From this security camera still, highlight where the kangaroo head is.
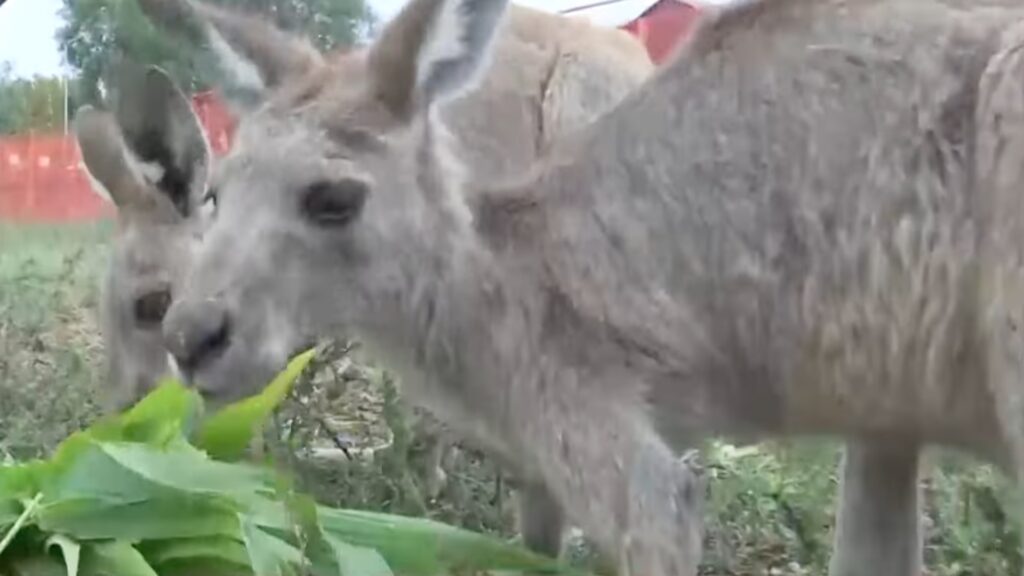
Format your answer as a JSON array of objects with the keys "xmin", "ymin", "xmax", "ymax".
[
  {"xmin": 74, "ymin": 64, "xmax": 212, "ymax": 408},
  {"xmin": 143, "ymin": 0, "xmax": 511, "ymax": 403}
]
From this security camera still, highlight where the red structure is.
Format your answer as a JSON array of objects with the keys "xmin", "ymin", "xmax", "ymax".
[
  {"xmin": 0, "ymin": 0, "xmax": 699, "ymax": 223},
  {"xmin": 619, "ymin": 0, "xmax": 701, "ymax": 63},
  {"xmin": 190, "ymin": 90, "xmax": 236, "ymax": 157}
]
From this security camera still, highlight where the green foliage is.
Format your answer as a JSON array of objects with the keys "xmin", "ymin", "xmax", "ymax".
[
  {"xmin": 57, "ymin": 0, "xmax": 206, "ymax": 105},
  {"xmin": 0, "ymin": 223, "xmax": 109, "ymax": 462},
  {"xmin": 0, "ymin": 68, "xmax": 73, "ymax": 135},
  {"xmin": 196, "ymin": 348, "xmax": 318, "ymax": 461},
  {"xmin": 56, "ymin": 0, "xmax": 375, "ymax": 106},
  {"xmin": 0, "ymin": 368, "xmax": 577, "ymax": 576},
  {"xmin": 209, "ymin": 0, "xmax": 376, "ymax": 51}
]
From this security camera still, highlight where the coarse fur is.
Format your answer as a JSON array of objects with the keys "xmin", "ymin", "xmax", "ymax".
[
  {"xmin": 98, "ymin": 0, "xmax": 657, "ymax": 560},
  {"xmin": 147, "ymin": 0, "xmax": 1024, "ymax": 573},
  {"xmin": 130, "ymin": 1, "xmax": 954, "ymax": 573}
]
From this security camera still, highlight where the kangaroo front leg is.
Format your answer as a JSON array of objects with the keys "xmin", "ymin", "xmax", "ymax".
[
  {"xmin": 828, "ymin": 440, "xmax": 922, "ymax": 576},
  {"xmin": 419, "ymin": 435, "xmax": 451, "ymax": 500},
  {"xmin": 527, "ymin": 396, "xmax": 706, "ymax": 576},
  {"xmin": 514, "ymin": 480, "xmax": 566, "ymax": 558}
]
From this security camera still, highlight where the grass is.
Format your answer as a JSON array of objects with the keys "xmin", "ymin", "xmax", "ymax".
[
  {"xmin": 0, "ymin": 221, "xmax": 110, "ymax": 460},
  {"xmin": 0, "ymin": 220, "xmax": 1021, "ymax": 575}
]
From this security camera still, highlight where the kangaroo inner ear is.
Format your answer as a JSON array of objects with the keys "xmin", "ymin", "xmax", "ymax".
[
  {"xmin": 112, "ymin": 64, "xmax": 212, "ymax": 219},
  {"xmin": 366, "ymin": 0, "xmax": 511, "ymax": 120}
]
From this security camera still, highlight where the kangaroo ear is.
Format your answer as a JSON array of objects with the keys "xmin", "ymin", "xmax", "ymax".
[
  {"xmin": 74, "ymin": 105, "xmax": 150, "ymax": 212},
  {"xmin": 365, "ymin": 0, "xmax": 511, "ymax": 121},
  {"xmin": 136, "ymin": 0, "xmax": 324, "ymax": 95},
  {"xmin": 110, "ymin": 63, "xmax": 211, "ymax": 219}
]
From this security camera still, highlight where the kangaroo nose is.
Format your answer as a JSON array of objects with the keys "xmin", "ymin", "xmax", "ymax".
[{"xmin": 163, "ymin": 298, "xmax": 232, "ymax": 377}]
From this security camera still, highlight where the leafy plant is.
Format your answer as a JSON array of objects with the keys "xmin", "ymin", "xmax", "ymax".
[{"xmin": 0, "ymin": 350, "xmax": 578, "ymax": 576}]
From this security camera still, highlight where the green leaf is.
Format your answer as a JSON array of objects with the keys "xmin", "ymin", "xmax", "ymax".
[
  {"xmin": 239, "ymin": 517, "xmax": 303, "ymax": 576},
  {"xmin": 80, "ymin": 540, "xmax": 158, "ymax": 576},
  {"xmin": 46, "ymin": 534, "xmax": 82, "ymax": 576},
  {"xmin": 139, "ymin": 536, "xmax": 251, "ymax": 568},
  {"xmin": 38, "ymin": 496, "xmax": 242, "ymax": 541},
  {"xmin": 0, "ymin": 493, "xmax": 42, "ymax": 558},
  {"xmin": 3, "ymin": 554, "xmax": 69, "ymax": 576},
  {"xmin": 113, "ymin": 379, "xmax": 203, "ymax": 445},
  {"xmin": 317, "ymin": 507, "xmax": 573, "ymax": 575},
  {"xmin": 322, "ymin": 532, "xmax": 393, "ymax": 576},
  {"xmin": 44, "ymin": 443, "xmax": 167, "ymax": 504},
  {"xmin": 145, "ymin": 558, "xmax": 254, "ymax": 576},
  {"xmin": 197, "ymin": 349, "xmax": 317, "ymax": 461},
  {"xmin": 96, "ymin": 441, "xmax": 271, "ymax": 498},
  {"xmin": 0, "ymin": 498, "xmax": 20, "ymax": 529},
  {"xmin": 0, "ymin": 461, "xmax": 49, "ymax": 502},
  {"xmin": 41, "ymin": 381, "xmax": 199, "ymax": 489}
]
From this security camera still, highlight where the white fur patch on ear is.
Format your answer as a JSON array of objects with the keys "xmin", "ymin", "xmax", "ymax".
[
  {"xmin": 206, "ymin": 24, "xmax": 266, "ymax": 93},
  {"xmin": 137, "ymin": 159, "xmax": 167, "ymax": 188},
  {"xmin": 415, "ymin": 0, "xmax": 507, "ymax": 105},
  {"xmin": 121, "ymin": 144, "xmax": 167, "ymax": 191}
]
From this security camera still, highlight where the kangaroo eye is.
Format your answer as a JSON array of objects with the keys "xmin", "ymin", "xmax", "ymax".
[
  {"xmin": 134, "ymin": 289, "xmax": 172, "ymax": 326},
  {"xmin": 301, "ymin": 179, "xmax": 368, "ymax": 227}
]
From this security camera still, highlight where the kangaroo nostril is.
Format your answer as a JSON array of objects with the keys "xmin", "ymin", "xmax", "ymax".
[{"xmin": 188, "ymin": 314, "xmax": 230, "ymax": 371}]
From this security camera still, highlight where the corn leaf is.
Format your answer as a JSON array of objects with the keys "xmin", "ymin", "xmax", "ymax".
[
  {"xmin": 96, "ymin": 441, "xmax": 271, "ymax": 498},
  {"xmin": 80, "ymin": 541, "xmax": 158, "ymax": 576},
  {"xmin": 318, "ymin": 507, "xmax": 573, "ymax": 575},
  {"xmin": 0, "ymin": 356, "xmax": 587, "ymax": 576},
  {"xmin": 0, "ymin": 499, "xmax": 20, "ymax": 529},
  {"xmin": 4, "ymin": 554, "xmax": 68, "ymax": 576},
  {"xmin": 45, "ymin": 534, "xmax": 81, "ymax": 576},
  {"xmin": 322, "ymin": 532, "xmax": 393, "ymax": 576},
  {"xmin": 38, "ymin": 496, "xmax": 242, "ymax": 541},
  {"xmin": 239, "ymin": 517, "xmax": 303, "ymax": 576},
  {"xmin": 196, "ymin": 349, "xmax": 317, "ymax": 462},
  {"xmin": 138, "ymin": 536, "xmax": 251, "ymax": 569}
]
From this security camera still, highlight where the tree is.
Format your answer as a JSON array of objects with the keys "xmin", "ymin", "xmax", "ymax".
[
  {"xmin": 0, "ymin": 68, "xmax": 74, "ymax": 135},
  {"xmin": 56, "ymin": 0, "xmax": 375, "ymax": 106},
  {"xmin": 0, "ymin": 63, "xmax": 24, "ymax": 134},
  {"xmin": 212, "ymin": 0, "xmax": 377, "ymax": 50}
]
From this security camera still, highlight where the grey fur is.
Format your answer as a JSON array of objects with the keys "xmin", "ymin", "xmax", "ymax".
[
  {"xmin": 92, "ymin": 0, "xmax": 660, "ymax": 561},
  {"xmin": 156, "ymin": 0, "xmax": 1024, "ymax": 573}
]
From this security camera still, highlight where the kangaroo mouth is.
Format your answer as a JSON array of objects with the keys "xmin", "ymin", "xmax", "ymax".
[{"xmin": 290, "ymin": 336, "xmax": 323, "ymax": 359}]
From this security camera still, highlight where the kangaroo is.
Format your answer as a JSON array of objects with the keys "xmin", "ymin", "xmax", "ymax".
[
  {"xmin": 87, "ymin": 0, "xmax": 662, "ymax": 560},
  {"xmin": 156, "ymin": 0, "xmax": 1024, "ymax": 573},
  {"xmin": 73, "ymin": 63, "xmax": 213, "ymax": 413},
  {"xmin": 131, "ymin": 1, "xmax": 975, "ymax": 573},
  {"xmin": 143, "ymin": 0, "xmax": 1024, "ymax": 573}
]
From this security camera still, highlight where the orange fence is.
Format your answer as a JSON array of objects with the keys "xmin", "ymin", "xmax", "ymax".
[
  {"xmin": 0, "ymin": 133, "xmax": 111, "ymax": 222},
  {"xmin": 0, "ymin": 91, "xmax": 236, "ymax": 223}
]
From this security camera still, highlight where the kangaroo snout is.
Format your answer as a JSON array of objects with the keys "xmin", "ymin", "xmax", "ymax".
[{"xmin": 163, "ymin": 297, "xmax": 232, "ymax": 380}]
